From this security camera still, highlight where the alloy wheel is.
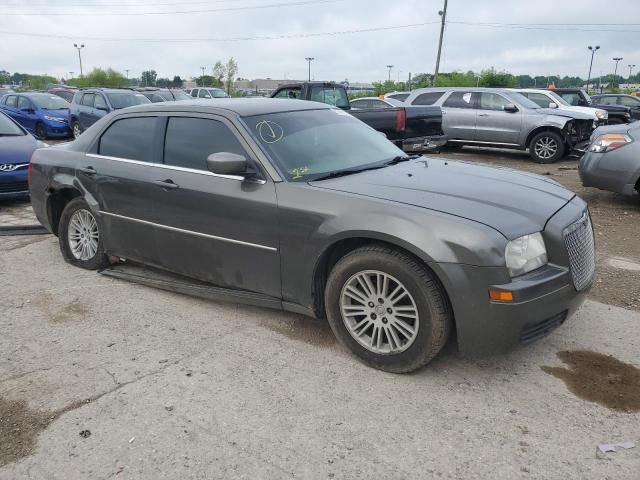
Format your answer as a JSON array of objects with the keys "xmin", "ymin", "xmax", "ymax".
[
  {"xmin": 340, "ymin": 270, "xmax": 420, "ymax": 354},
  {"xmin": 67, "ymin": 209, "xmax": 99, "ymax": 261},
  {"xmin": 73, "ymin": 123, "xmax": 81, "ymax": 139},
  {"xmin": 534, "ymin": 136, "xmax": 558, "ymax": 160}
]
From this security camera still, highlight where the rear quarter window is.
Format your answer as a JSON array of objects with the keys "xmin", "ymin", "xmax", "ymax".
[
  {"xmin": 412, "ymin": 91, "xmax": 445, "ymax": 105},
  {"xmin": 99, "ymin": 117, "xmax": 159, "ymax": 162}
]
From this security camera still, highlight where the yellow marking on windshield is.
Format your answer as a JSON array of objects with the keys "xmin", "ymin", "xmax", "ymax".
[
  {"xmin": 290, "ymin": 166, "xmax": 310, "ymax": 179},
  {"xmin": 256, "ymin": 120, "xmax": 284, "ymax": 144}
]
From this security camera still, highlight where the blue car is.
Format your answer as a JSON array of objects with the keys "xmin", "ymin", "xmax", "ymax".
[
  {"xmin": 0, "ymin": 92, "xmax": 71, "ymax": 139},
  {"xmin": 69, "ymin": 88, "xmax": 150, "ymax": 138},
  {"xmin": 0, "ymin": 111, "xmax": 45, "ymax": 198}
]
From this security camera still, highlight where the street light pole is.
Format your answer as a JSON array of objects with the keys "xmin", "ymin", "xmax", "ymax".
[
  {"xmin": 125, "ymin": 69, "xmax": 129, "ymax": 80},
  {"xmin": 612, "ymin": 57, "xmax": 623, "ymax": 83},
  {"xmin": 386, "ymin": 65, "xmax": 394, "ymax": 82},
  {"xmin": 629, "ymin": 64, "xmax": 636, "ymax": 82},
  {"xmin": 305, "ymin": 57, "xmax": 314, "ymax": 81},
  {"xmin": 433, "ymin": 0, "xmax": 448, "ymax": 87},
  {"xmin": 73, "ymin": 43, "xmax": 85, "ymax": 77},
  {"xmin": 200, "ymin": 66, "xmax": 206, "ymax": 86},
  {"xmin": 586, "ymin": 45, "xmax": 600, "ymax": 93}
]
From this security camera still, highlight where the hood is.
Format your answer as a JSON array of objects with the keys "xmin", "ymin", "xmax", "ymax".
[
  {"xmin": 595, "ymin": 103, "xmax": 631, "ymax": 113},
  {"xmin": 535, "ymin": 108, "xmax": 594, "ymax": 121},
  {"xmin": 310, "ymin": 158, "xmax": 575, "ymax": 239},
  {"xmin": 0, "ymin": 133, "xmax": 38, "ymax": 164}
]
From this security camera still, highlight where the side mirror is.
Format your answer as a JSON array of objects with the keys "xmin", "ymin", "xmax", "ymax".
[
  {"xmin": 203, "ymin": 94, "xmax": 211, "ymax": 99},
  {"xmin": 503, "ymin": 103, "xmax": 518, "ymax": 113},
  {"xmin": 549, "ymin": 102, "xmax": 558, "ymax": 109},
  {"xmin": 578, "ymin": 99, "xmax": 588, "ymax": 106},
  {"xmin": 206, "ymin": 152, "xmax": 248, "ymax": 176},
  {"xmin": 21, "ymin": 107, "xmax": 33, "ymax": 113},
  {"xmin": 95, "ymin": 105, "xmax": 108, "ymax": 111}
]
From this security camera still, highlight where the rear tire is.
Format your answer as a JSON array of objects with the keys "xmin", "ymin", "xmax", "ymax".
[
  {"xmin": 58, "ymin": 198, "xmax": 109, "ymax": 270},
  {"xmin": 529, "ymin": 131, "xmax": 565, "ymax": 163},
  {"xmin": 324, "ymin": 244, "xmax": 452, "ymax": 373}
]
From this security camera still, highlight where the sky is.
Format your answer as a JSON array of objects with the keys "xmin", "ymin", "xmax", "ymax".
[{"xmin": 1, "ymin": 0, "xmax": 639, "ymax": 83}]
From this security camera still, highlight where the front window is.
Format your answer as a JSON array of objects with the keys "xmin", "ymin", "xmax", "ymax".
[
  {"xmin": 30, "ymin": 94, "xmax": 69, "ymax": 110},
  {"xmin": 309, "ymin": 86, "xmax": 349, "ymax": 108},
  {"xmin": 106, "ymin": 92, "xmax": 151, "ymax": 109},
  {"xmin": 618, "ymin": 96, "xmax": 640, "ymax": 106},
  {"xmin": 478, "ymin": 93, "xmax": 512, "ymax": 111},
  {"xmin": 243, "ymin": 109, "xmax": 404, "ymax": 182},
  {"xmin": 547, "ymin": 91, "xmax": 571, "ymax": 107},
  {"xmin": 0, "ymin": 112, "xmax": 24, "ymax": 136},
  {"xmin": 171, "ymin": 90, "xmax": 191, "ymax": 101},
  {"xmin": 504, "ymin": 92, "xmax": 540, "ymax": 109},
  {"xmin": 208, "ymin": 89, "xmax": 228, "ymax": 98}
]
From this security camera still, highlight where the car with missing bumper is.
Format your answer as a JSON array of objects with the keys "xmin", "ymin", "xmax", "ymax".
[
  {"xmin": 403, "ymin": 87, "xmax": 595, "ymax": 163},
  {"xmin": 29, "ymin": 99, "xmax": 595, "ymax": 373}
]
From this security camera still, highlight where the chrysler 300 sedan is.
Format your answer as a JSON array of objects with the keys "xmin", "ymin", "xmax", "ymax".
[{"xmin": 29, "ymin": 99, "xmax": 595, "ymax": 373}]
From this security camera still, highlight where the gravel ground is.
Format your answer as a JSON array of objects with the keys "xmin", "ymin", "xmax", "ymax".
[{"xmin": 1, "ymin": 147, "xmax": 639, "ymax": 479}]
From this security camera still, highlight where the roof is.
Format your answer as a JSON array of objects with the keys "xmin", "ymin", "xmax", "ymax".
[
  {"xmin": 409, "ymin": 86, "xmax": 523, "ymax": 94},
  {"xmin": 121, "ymin": 98, "xmax": 333, "ymax": 117}
]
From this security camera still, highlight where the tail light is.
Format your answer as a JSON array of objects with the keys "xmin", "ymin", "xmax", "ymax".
[
  {"xmin": 395, "ymin": 109, "xmax": 406, "ymax": 132},
  {"xmin": 27, "ymin": 161, "xmax": 33, "ymax": 185}
]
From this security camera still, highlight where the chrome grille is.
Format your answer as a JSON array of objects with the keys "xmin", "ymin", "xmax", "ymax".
[{"xmin": 563, "ymin": 211, "xmax": 595, "ymax": 291}]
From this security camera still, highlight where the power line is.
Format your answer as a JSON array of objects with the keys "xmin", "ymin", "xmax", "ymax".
[
  {"xmin": 0, "ymin": 21, "xmax": 439, "ymax": 43},
  {"xmin": 0, "ymin": 0, "xmax": 342, "ymax": 16},
  {"xmin": 448, "ymin": 21, "xmax": 640, "ymax": 33},
  {"xmin": 0, "ymin": 0, "xmax": 250, "ymax": 5}
]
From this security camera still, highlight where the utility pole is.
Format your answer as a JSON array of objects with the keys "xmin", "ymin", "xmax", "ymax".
[
  {"xmin": 629, "ymin": 64, "xmax": 636, "ymax": 82},
  {"xmin": 305, "ymin": 57, "xmax": 314, "ymax": 81},
  {"xmin": 125, "ymin": 69, "xmax": 129, "ymax": 80},
  {"xmin": 612, "ymin": 57, "xmax": 623, "ymax": 83},
  {"xmin": 408, "ymin": 72, "xmax": 412, "ymax": 91},
  {"xmin": 200, "ymin": 66, "xmax": 206, "ymax": 86},
  {"xmin": 73, "ymin": 43, "xmax": 85, "ymax": 77},
  {"xmin": 386, "ymin": 65, "xmax": 393, "ymax": 82},
  {"xmin": 433, "ymin": 0, "xmax": 448, "ymax": 87},
  {"xmin": 586, "ymin": 45, "xmax": 600, "ymax": 92}
]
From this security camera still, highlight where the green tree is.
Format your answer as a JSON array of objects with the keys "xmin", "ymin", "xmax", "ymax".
[
  {"xmin": 67, "ymin": 68, "xmax": 127, "ymax": 88},
  {"xmin": 0, "ymin": 70, "xmax": 10, "ymax": 85},
  {"xmin": 172, "ymin": 75, "xmax": 183, "ymax": 88},
  {"xmin": 212, "ymin": 61, "xmax": 225, "ymax": 87},
  {"xmin": 140, "ymin": 70, "xmax": 157, "ymax": 87},
  {"xmin": 478, "ymin": 68, "xmax": 517, "ymax": 87},
  {"xmin": 224, "ymin": 57, "xmax": 238, "ymax": 95}
]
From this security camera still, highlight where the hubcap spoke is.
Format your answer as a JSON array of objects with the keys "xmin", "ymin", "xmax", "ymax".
[
  {"xmin": 340, "ymin": 270, "xmax": 419, "ymax": 355},
  {"xmin": 67, "ymin": 208, "xmax": 99, "ymax": 261}
]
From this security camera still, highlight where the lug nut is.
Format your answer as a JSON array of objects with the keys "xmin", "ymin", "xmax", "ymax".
[
  {"xmin": 386, "ymin": 308, "xmax": 392, "ymax": 314},
  {"xmin": 371, "ymin": 313, "xmax": 377, "ymax": 320},
  {"xmin": 368, "ymin": 302, "xmax": 375, "ymax": 308},
  {"xmin": 382, "ymin": 317, "xmax": 388, "ymax": 324}
]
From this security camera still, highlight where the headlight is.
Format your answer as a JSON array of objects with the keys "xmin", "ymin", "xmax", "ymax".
[
  {"xmin": 505, "ymin": 232, "xmax": 547, "ymax": 277},
  {"xmin": 588, "ymin": 133, "xmax": 632, "ymax": 153},
  {"xmin": 595, "ymin": 110, "xmax": 608, "ymax": 120},
  {"xmin": 44, "ymin": 115, "xmax": 65, "ymax": 122}
]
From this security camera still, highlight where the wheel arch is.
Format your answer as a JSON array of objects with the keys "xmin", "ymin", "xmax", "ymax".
[
  {"xmin": 311, "ymin": 236, "xmax": 455, "ymax": 328},
  {"xmin": 525, "ymin": 125, "xmax": 565, "ymax": 149},
  {"xmin": 47, "ymin": 186, "xmax": 83, "ymax": 236}
]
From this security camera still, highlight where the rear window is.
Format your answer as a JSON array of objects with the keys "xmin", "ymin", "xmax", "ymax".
[
  {"xmin": 99, "ymin": 117, "xmax": 158, "ymax": 162},
  {"xmin": 412, "ymin": 91, "xmax": 445, "ymax": 105},
  {"xmin": 52, "ymin": 91, "xmax": 74, "ymax": 102},
  {"xmin": 106, "ymin": 92, "xmax": 151, "ymax": 109},
  {"xmin": 309, "ymin": 86, "xmax": 349, "ymax": 108},
  {"xmin": 4, "ymin": 95, "xmax": 17, "ymax": 108},
  {"xmin": 387, "ymin": 93, "xmax": 409, "ymax": 101},
  {"xmin": 442, "ymin": 92, "xmax": 473, "ymax": 108}
]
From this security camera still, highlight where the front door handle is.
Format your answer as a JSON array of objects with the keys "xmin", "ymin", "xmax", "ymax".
[
  {"xmin": 154, "ymin": 179, "xmax": 179, "ymax": 190},
  {"xmin": 478, "ymin": 113, "xmax": 489, "ymax": 117},
  {"xmin": 79, "ymin": 166, "xmax": 97, "ymax": 175}
]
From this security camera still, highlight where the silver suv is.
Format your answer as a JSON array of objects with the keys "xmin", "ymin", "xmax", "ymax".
[{"xmin": 403, "ymin": 87, "xmax": 595, "ymax": 163}]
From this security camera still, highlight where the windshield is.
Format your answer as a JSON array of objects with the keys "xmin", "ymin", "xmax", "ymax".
[
  {"xmin": 243, "ymin": 109, "xmax": 405, "ymax": 182},
  {"xmin": 31, "ymin": 94, "xmax": 69, "ymax": 110},
  {"xmin": 505, "ymin": 92, "xmax": 542, "ymax": 109},
  {"xmin": 0, "ymin": 112, "xmax": 24, "ymax": 135},
  {"xmin": 106, "ymin": 92, "xmax": 151, "ymax": 109},
  {"xmin": 209, "ymin": 89, "xmax": 228, "ymax": 98},
  {"xmin": 309, "ymin": 86, "xmax": 350, "ymax": 108},
  {"xmin": 547, "ymin": 91, "xmax": 571, "ymax": 106},
  {"xmin": 171, "ymin": 90, "xmax": 191, "ymax": 100}
]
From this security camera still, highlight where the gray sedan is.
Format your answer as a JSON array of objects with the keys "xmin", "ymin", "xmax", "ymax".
[
  {"xmin": 579, "ymin": 121, "xmax": 640, "ymax": 196},
  {"xmin": 29, "ymin": 99, "xmax": 595, "ymax": 373}
]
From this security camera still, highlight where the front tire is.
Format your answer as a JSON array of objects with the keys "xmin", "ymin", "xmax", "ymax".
[
  {"xmin": 325, "ymin": 244, "xmax": 452, "ymax": 373},
  {"xmin": 35, "ymin": 122, "xmax": 48, "ymax": 140},
  {"xmin": 58, "ymin": 198, "xmax": 109, "ymax": 270},
  {"xmin": 529, "ymin": 131, "xmax": 565, "ymax": 163},
  {"xmin": 71, "ymin": 120, "xmax": 82, "ymax": 139}
]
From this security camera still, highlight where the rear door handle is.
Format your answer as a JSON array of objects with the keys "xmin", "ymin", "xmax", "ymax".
[
  {"xmin": 79, "ymin": 166, "xmax": 97, "ymax": 175},
  {"xmin": 478, "ymin": 113, "xmax": 489, "ymax": 117},
  {"xmin": 154, "ymin": 179, "xmax": 179, "ymax": 190}
]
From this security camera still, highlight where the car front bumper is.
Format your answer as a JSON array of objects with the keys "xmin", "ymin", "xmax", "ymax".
[
  {"xmin": 44, "ymin": 121, "xmax": 72, "ymax": 138},
  {"xmin": 402, "ymin": 134, "xmax": 448, "ymax": 152},
  {"xmin": 435, "ymin": 196, "xmax": 593, "ymax": 356},
  {"xmin": 0, "ymin": 168, "xmax": 29, "ymax": 198},
  {"xmin": 579, "ymin": 149, "xmax": 639, "ymax": 196}
]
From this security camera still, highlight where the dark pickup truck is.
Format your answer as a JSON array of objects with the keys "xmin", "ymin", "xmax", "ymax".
[
  {"xmin": 270, "ymin": 82, "xmax": 446, "ymax": 152},
  {"xmin": 552, "ymin": 88, "xmax": 633, "ymax": 124}
]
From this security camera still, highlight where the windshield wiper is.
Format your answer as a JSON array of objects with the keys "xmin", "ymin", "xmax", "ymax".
[
  {"xmin": 385, "ymin": 154, "xmax": 421, "ymax": 165},
  {"xmin": 312, "ymin": 165, "xmax": 387, "ymax": 181}
]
